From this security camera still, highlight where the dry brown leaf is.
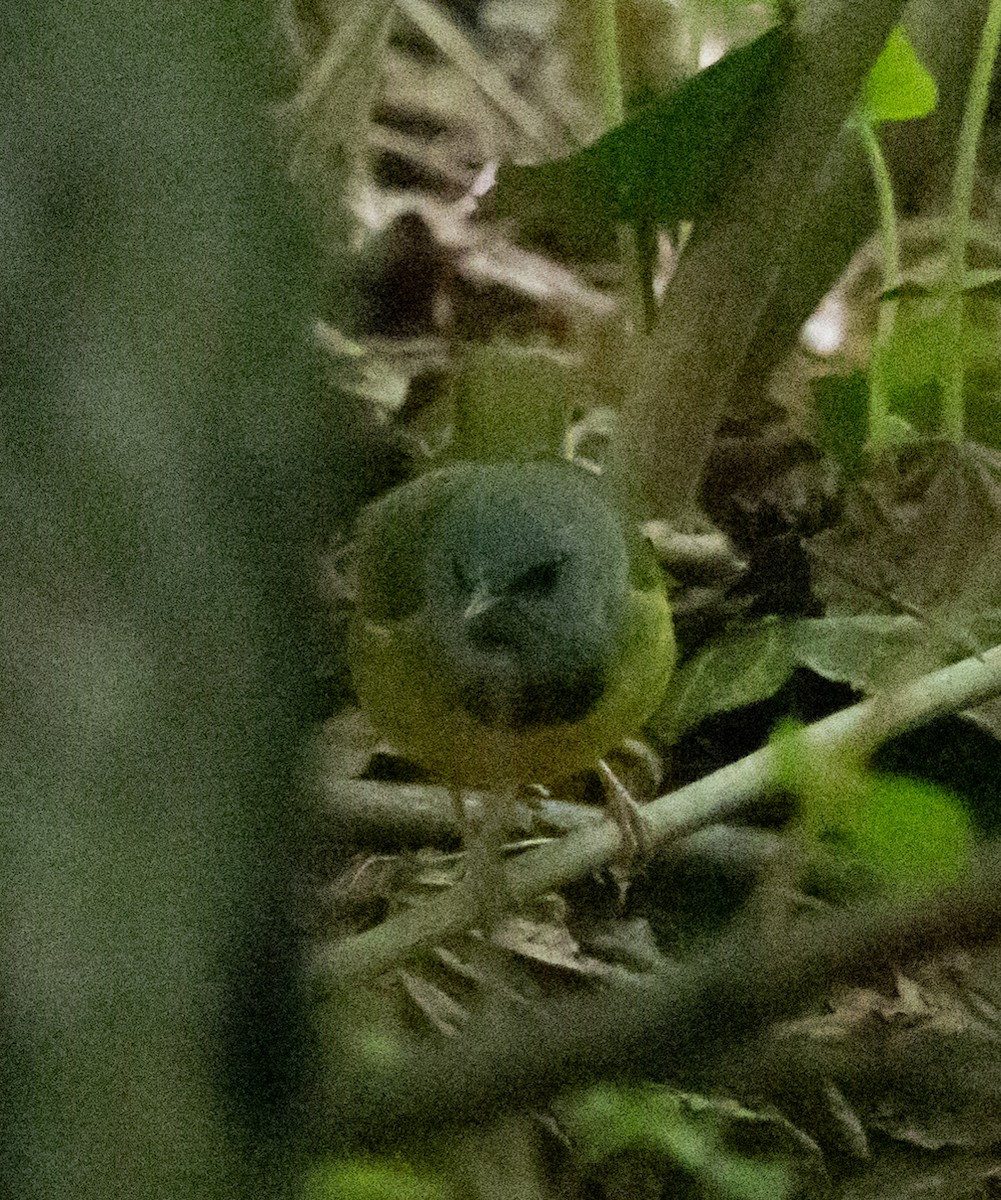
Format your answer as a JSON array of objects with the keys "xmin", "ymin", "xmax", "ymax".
[
  {"xmin": 810, "ymin": 441, "xmax": 1001, "ymax": 733},
  {"xmin": 811, "ymin": 441, "xmax": 1001, "ymax": 622}
]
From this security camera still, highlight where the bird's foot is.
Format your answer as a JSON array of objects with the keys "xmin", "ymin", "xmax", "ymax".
[
  {"xmin": 598, "ymin": 758, "xmax": 652, "ymax": 870},
  {"xmin": 451, "ymin": 786, "xmax": 515, "ymax": 933}
]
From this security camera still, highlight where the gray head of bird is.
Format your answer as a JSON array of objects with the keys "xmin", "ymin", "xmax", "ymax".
[{"xmin": 421, "ymin": 464, "xmax": 631, "ymax": 730}]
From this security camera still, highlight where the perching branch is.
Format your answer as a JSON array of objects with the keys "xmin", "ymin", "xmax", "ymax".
[
  {"xmin": 317, "ymin": 641, "xmax": 1001, "ymax": 986},
  {"xmin": 316, "ymin": 844, "xmax": 1001, "ymax": 1154}
]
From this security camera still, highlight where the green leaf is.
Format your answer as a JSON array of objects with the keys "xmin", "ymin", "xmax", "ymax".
[
  {"xmin": 789, "ymin": 611, "xmax": 1001, "ymax": 694},
  {"xmin": 306, "ymin": 1160, "xmax": 446, "ymax": 1200},
  {"xmin": 773, "ymin": 723, "xmax": 971, "ymax": 895},
  {"xmin": 853, "ymin": 775, "xmax": 971, "ymax": 894},
  {"xmin": 650, "ymin": 619, "xmax": 794, "ymax": 744},
  {"xmin": 787, "ymin": 614, "xmax": 932, "ymax": 692},
  {"xmin": 872, "ymin": 310, "xmax": 998, "ymax": 435},
  {"xmin": 563, "ymin": 1086, "xmax": 796, "ymax": 1200},
  {"xmin": 565, "ymin": 1085, "xmax": 681, "ymax": 1164},
  {"xmin": 861, "ymin": 26, "xmax": 938, "ymax": 123},
  {"xmin": 494, "ymin": 24, "xmax": 789, "ymax": 247},
  {"xmin": 811, "ymin": 371, "xmax": 870, "ymax": 477}
]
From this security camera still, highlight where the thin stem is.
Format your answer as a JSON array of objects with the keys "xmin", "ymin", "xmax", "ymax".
[
  {"xmin": 589, "ymin": 0, "xmax": 625, "ymax": 128},
  {"xmin": 587, "ymin": 0, "xmax": 650, "ymax": 331},
  {"xmin": 854, "ymin": 118, "xmax": 902, "ymax": 453},
  {"xmin": 942, "ymin": 0, "xmax": 1001, "ymax": 441},
  {"xmin": 857, "ymin": 117, "xmax": 900, "ymax": 454}
]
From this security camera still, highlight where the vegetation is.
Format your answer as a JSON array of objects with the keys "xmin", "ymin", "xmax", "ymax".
[{"xmin": 9, "ymin": 2, "xmax": 1001, "ymax": 1198}]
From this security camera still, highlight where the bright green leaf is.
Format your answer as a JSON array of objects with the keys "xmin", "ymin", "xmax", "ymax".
[
  {"xmin": 565, "ymin": 1084, "xmax": 681, "ymax": 1164},
  {"xmin": 565, "ymin": 1084, "xmax": 721, "ymax": 1169},
  {"xmin": 564, "ymin": 1085, "xmax": 796, "ymax": 1200},
  {"xmin": 861, "ymin": 25, "xmax": 938, "ymax": 123},
  {"xmin": 773, "ymin": 723, "xmax": 971, "ymax": 894},
  {"xmin": 854, "ymin": 775, "xmax": 971, "ymax": 894},
  {"xmin": 306, "ymin": 1160, "xmax": 446, "ymax": 1200}
]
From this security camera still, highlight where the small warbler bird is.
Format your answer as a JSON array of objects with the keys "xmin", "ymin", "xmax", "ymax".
[{"xmin": 348, "ymin": 459, "xmax": 675, "ymax": 908}]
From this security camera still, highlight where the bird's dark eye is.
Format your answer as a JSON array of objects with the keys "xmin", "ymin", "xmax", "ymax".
[{"xmin": 510, "ymin": 555, "xmax": 565, "ymax": 595}]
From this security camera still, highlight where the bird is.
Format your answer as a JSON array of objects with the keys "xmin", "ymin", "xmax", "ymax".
[{"xmin": 348, "ymin": 458, "xmax": 675, "ymax": 918}]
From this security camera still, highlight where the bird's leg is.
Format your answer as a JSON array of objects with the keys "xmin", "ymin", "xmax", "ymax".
[
  {"xmin": 473, "ymin": 785, "xmax": 515, "ymax": 931},
  {"xmin": 451, "ymin": 783, "xmax": 514, "ymax": 932},
  {"xmin": 598, "ymin": 758, "xmax": 651, "ymax": 868}
]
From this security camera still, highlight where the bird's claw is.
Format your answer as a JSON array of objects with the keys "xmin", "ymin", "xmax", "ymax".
[{"xmin": 598, "ymin": 758, "xmax": 652, "ymax": 870}]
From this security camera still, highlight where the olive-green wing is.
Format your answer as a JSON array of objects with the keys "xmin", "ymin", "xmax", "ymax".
[
  {"xmin": 616, "ymin": 506, "xmax": 677, "ymax": 725},
  {"xmin": 623, "ymin": 515, "xmax": 664, "ymax": 595}
]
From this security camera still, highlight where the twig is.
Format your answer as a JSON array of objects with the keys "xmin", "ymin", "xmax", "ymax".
[
  {"xmin": 316, "ymin": 642, "xmax": 1001, "ymax": 985},
  {"xmin": 397, "ymin": 0, "xmax": 565, "ymax": 155},
  {"xmin": 314, "ymin": 845, "xmax": 1001, "ymax": 1153}
]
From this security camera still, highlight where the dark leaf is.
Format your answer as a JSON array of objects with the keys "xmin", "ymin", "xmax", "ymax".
[
  {"xmin": 809, "ymin": 442, "xmax": 1001, "ymax": 727},
  {"xmin": 812, "ymin": 371, "xmax": 870, "ymax": 478},
  {"xmin": 494, "ymin": 25, "xmax": 789, "ymax": 245},
  {"xmin": 810, "ymin": 441, "xmax": 1001, "ymax": 617},
  {"xmin": 651, "ymin": 619, "xmax": 794, "ymax": 743}
]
